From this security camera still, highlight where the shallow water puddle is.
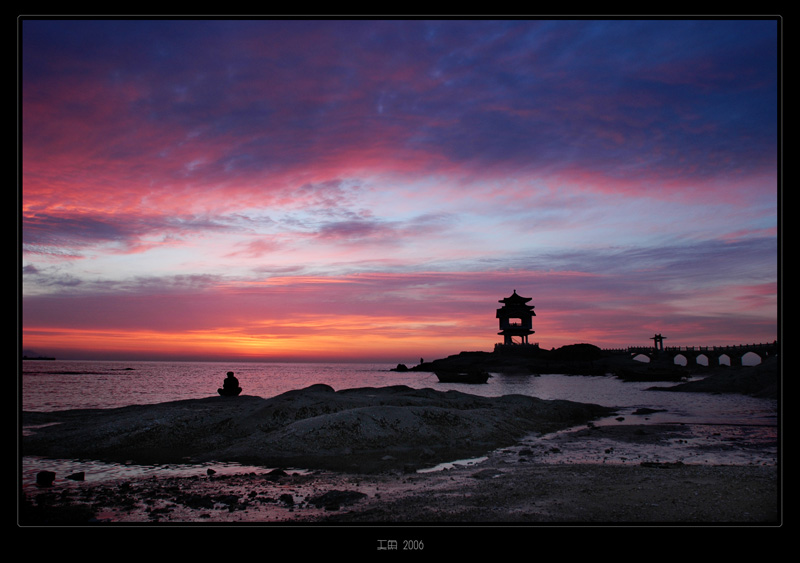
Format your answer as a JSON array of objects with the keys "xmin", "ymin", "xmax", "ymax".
[{"xmin": 416, "ymin": 456, "xmax": 488, "ymax": 473}]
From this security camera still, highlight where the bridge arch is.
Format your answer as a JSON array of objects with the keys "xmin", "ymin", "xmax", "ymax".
[
  {"xmin": 741, "ymin": 351, "xmax": 762, "ymax": 366},
  {"xmin": 613, "ymin": 341, "xmax": 777, "ymax": 368}
]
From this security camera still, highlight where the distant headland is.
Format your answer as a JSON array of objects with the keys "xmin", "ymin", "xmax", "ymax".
[
  {"xmin": 404, "ymin": 341, "xmax": 772, "ymax": 376},
  {"xmin": 394, "ymin": 341, "xmax": 778, "ymax": 399},
  {"xmin": 396, "ymin": 291, "xmax": 777, "ymax": 383}
]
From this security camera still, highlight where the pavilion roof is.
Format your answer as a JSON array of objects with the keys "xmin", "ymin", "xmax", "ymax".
[{"xmin": 498, "ymin": 290, "xmax": 533, "ymax": 305}]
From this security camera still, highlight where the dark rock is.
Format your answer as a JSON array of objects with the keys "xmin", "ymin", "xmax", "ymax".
[
  {"xmin": 148, "ymin": 506, "xmax": 172, "ymax": 519},
  {"xmin": 470, "ymin": 468, "xmax": 502, "ymax": 480},
  {"xmin": 279, "ymin": 493, "xmax": 294, "ymax": 506},
  {"xmin": 648, "ymin": 358, "xmax": 778, "ymax": 398},
  {"xmin": 264, "ymin": 468, "xmax": 289, "ymax": 481},
  {"xmin": 419, "ymin": 344, "xmax": 622, "ymax": 376},
  {"xmin": 419, "ymin": 447, "xmax": 436, "ymax": 459},
  {"xmin": 20, "ymin": 497, "xmax": 96, "ymax": 524},
  {"xmin": 22, "ymin": 383, "xmax": 615, "ymax": 474},
  {"xmin": 547, "ymin": 343, "xmax": 605, "ymax": 361},
  {"xmin": 181, "ymin": 494, "xmax": 215, "ymax": 509},
  {"xmin": 66, "ymin": 472, "xmax": 85, "ymax": 481},
  {"xmin": 217, "ymin": 494, "xmax": 240, "ymax": 507},
  {"xmin": 36, "ymin": 470, "xmax": 56, "ymax": 487},
  {"xmin": 307, "ymin": 490, "xmax": 367, "ymax": 510}
]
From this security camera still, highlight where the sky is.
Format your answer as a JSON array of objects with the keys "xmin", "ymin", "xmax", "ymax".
[{"xmin": 20, "ymin": 18, "xmax": 780, "ymax": 363}]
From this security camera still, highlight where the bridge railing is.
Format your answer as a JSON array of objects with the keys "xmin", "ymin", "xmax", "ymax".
[
  {"xmin": 663, "ymin": 342, "xmax": 776, "ymax": 352},
  {"xmin": 603, "ymin": 341, "xmax": 777, "ymax": 354}
]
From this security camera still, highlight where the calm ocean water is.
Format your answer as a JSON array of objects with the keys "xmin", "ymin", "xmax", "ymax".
[
  {"xmin": 21, "ymin": 360, "xmax": 778, "ymax": 486},
  {"xmin": 21, "ymin": 359, "xmax": 776, "ymax": 426}
]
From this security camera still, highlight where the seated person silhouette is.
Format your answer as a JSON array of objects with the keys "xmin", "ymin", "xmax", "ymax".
[{"xmin": 218, "ymin": 371, "xmax": 242, "ymax": 397}]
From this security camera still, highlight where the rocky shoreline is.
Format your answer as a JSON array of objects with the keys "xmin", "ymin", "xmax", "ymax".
[
  {"xmin": 20, "ymin": 355, "xmax": 780, "ymax": 527},
  {"xmin": 648, "ymin": 358, "xmax": 779, "ymax": 399},
  {"xmin": 21, "ymin": 423, "xmax": 778, "ymax": 525}
]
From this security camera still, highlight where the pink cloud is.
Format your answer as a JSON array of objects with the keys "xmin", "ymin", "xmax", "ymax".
[{"xmin": 21, "ymin": 20, "xmax": 778, "ymax": 361}]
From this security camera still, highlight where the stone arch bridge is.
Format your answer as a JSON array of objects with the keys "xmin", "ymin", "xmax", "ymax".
[{"xmin": 605, "ymin": 341, "xmax": 778, "ymax": 367}]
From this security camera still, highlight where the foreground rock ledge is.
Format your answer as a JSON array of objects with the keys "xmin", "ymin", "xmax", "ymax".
[{"xmin": 23, "ymin": 384, "xmax": 616, "ymax": 473}]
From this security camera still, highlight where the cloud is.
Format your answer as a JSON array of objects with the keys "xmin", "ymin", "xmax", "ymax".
[
  {"xmin": 23, "ymin": 20, "xmax": 777, "ymax": 201},
  {"xmin": 22, "ymin": 210, "xmax": 238, "ymax": 257},
  {"xmin": 21, "ymin": 19, "xmax": 779, "ymax": 359}
]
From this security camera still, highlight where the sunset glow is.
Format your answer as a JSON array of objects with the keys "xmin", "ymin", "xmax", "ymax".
[{"xmin": 21, "ymin": 19, "xmax": 779, "ymax": 362}]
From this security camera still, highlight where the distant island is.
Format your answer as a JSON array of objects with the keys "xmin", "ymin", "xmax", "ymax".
[{"xmin": 22, "ymin": 355, "xmax": 56, "ymax": 361}]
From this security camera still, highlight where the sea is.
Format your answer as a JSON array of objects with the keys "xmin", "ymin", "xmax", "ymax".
[{"xmin": 20, "ymin": 359, "xmax": 779, "ymax": 487}]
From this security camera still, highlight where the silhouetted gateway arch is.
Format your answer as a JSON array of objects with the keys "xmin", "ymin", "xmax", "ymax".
[{"xmin": 618, "ymin": 334, "xmax": 778, "ymax": 366}]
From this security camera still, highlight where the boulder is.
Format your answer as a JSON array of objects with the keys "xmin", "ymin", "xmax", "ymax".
[{"xmin": 36, "ymin": 470, "xmax": 56, "ymax": 487}]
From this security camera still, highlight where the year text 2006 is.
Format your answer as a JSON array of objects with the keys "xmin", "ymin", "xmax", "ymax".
[{"xmin": 377, "ymin": 539, "xmax": 424, "ymax": 551}]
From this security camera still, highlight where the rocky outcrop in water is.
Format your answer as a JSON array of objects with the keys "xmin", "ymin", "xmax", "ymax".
[
  {"xmin": 648, "ymin": 356, "xmax": 779, "ymax": 398},
  {"xmin": 412, "ymin": 344, "xmax": 636, "ymax": 376},
  {"xmin": 23, "ymin": 384, "xmax": 615, "ymax": 473}
]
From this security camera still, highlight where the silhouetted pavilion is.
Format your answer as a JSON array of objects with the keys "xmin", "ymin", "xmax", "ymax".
[{"xmin": 496, "ymin": 290, "xmax": 535, "ymax": 345}]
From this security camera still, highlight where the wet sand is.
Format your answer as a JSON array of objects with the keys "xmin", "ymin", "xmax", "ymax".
[
  {"xmin": 20, "ymin": 458, "xmax": 778, "ymax": 526},
  {"xmin": 20, "ymin": 421, "xmax": 778, "ymax": 526}
]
